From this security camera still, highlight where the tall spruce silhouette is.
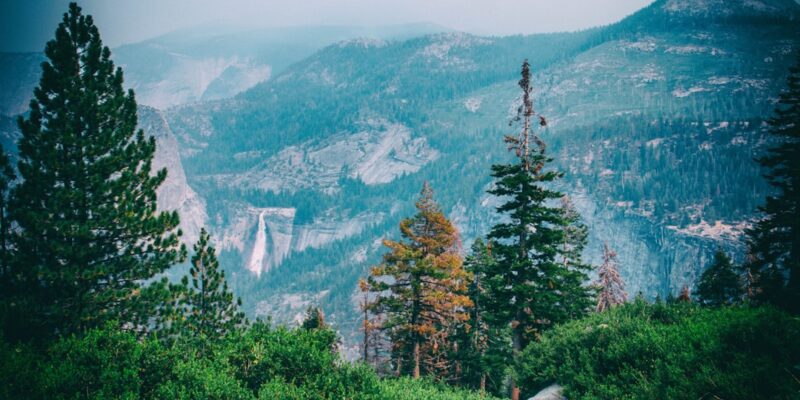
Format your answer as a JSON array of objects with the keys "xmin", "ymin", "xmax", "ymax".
[
  {"xmin": 746, "ymin": 53, "xmax": 800, "ymax": 313},
  {"xmin": 5, "ymin": 3, "xmax": 184, "ymax": 340},
  {"xmin": 483, "ymin": 60, "xmax": 592, "ymax": 400}
]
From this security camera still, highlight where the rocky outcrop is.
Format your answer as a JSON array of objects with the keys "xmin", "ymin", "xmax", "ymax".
[
  {"xmin": 222, "ymin": 120, "xmax": 438, "ymax": 194},
  {"xmin": 138, "ymin": 107, "xmax": 208, "ymax": 245},
  {"xmin": 528, "ymin": 384, "xmax": 565, "ymax": 400}
]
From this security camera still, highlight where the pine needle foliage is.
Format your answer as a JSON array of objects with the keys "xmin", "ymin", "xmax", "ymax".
[
  {"xmin": 746, "ymin": 52, "xmax": 800, "ymax": 313},
  {"xmin": 4, "ymin": 2, "xmax": 185, "ymax": 341}
]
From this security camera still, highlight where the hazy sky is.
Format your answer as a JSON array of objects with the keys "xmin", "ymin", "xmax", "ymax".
[{"xmin": 2, "ymin": 0, "xmax": 654, "ymax": 53}]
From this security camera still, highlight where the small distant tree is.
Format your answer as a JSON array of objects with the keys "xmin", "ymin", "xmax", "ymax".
[
  {"xmin": 302, "ymin": 306, "xmax": 327, "ymax": 330},
  {"xmin": 595, "ymin": 243, "xmax": 627, "ymax": 312},
  {"xmin": 366, "ymin": 182, "xmax": 472, "ymax": 380},
  {"xmin": 171, "ymin": 228, "xmax": 245, "ymax": 347},
  {"xmin": 677, "ymin": 286, "xmax": 692, "ymax": 303},
  {"xmin": 696, "ymin": 250, "xmax": 743, "ymax": 306}
]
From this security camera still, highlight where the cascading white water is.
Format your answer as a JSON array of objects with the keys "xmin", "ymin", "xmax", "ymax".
[{"xmin": 248, "ymin": 209, "xmax": 267, "ymax": 277}]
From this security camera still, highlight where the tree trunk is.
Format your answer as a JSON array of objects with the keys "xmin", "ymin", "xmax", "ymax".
[
  {"xmin": 511, "ymin": 318, "xmax": 524, "ymax": 400},
  {"xmin": 480, "ymin": 373, "xmax": 486, "ymax": 393},
  {"xmin": 413, "ymin": 341, "xmax": 421, "ymax": 379}
]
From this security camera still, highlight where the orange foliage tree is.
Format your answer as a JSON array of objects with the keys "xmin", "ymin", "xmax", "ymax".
[{"xmin": 366, "ymin": 182, "xmax": 472, "ymax": 379}]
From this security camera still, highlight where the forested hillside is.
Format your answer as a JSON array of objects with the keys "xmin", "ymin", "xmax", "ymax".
[{"xmin": 156, "ymin": 0, "xmax": 800, "ymax": 347}]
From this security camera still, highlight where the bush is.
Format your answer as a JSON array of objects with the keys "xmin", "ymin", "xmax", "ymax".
[
  {"xmin": 374, "ymin": 377, "xmax": 497, "ymax": 400},
  {"xmin": 517, "ymin": 301, "xmax": 800, "ymax": 399},
  {"xmin": 0, "ymin": 321, "xmax": 497, "ymax": 399}
]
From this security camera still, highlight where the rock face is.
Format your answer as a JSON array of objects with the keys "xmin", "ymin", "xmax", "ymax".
[
  {"xmin": 220, "ymin": 120, "xmax": 438, "ymax": 194},
  {"xmin": 138, "ymin": 107, "xmax": 208, "ymax": 245},
  {"xmin": 528, "ymin": 384, "xmax": 565, "ymax": 400}
]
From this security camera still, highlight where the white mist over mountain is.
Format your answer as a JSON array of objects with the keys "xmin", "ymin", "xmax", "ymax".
[{"xmin": 2, "ymin": 0, "xmax": 653, "ymax": 52}]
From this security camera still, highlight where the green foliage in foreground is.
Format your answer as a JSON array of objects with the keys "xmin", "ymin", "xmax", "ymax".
[
  {"xmin": 0, "ymin": 321, "xmax": 496, "ymax": 400},
  {"xmin": 516, "ymin": 302, "xmax": 800, "ymax": 399}
]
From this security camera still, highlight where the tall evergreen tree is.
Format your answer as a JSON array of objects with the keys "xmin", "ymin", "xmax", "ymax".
[
  {"xmin": 5, "ymin": 3, "xmax": 184, "ymax": 341},
  {"xmin": 367, "ymin": 182, "xmax": 472, "ymax": 380},
  {"xmin": 746, "ymin": 53, "xmax": 800, "ymax": 313},
  {"xmin": 595, "ymin": 243, "xmax": 627, "ymax": 312},
  {"xmin": 453, "ymin": 239, "xmax": 511, "ymax": 395},
  {"xmin": 483, "ymin": 60, "xmax": 592, "ymax": 400},
  {"xmin": 176, "ymin": 228, "xmax": 245, "ymax": 342},
  {"xmin": 559, "ymin": 196, "xmax": 594, "ymax": 317},
  {"xmin": 0, "ymin": 144, "xmax": 15, "ymax": 288},
  {"xmin": 696, "ymin": 250, "xmax": 742, "ymax": 306}
]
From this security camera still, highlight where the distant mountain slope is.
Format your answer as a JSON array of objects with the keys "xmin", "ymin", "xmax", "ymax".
[
  {"xmin": 161, "ymin": 0, "xmax": 800, "ymax": 347},
  {"xmin": 0, "ymin": 23, "xmax": 449, "ymax": 114}
]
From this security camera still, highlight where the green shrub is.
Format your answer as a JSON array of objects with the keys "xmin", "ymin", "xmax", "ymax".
[
  {"xmin": 374, "ymin": 377, "xmax": 498, "ymax": 400},
  {"xmin": 517, "ymin": 301, "xmax": 800, "ymax": 399},
  {"xmin": 0, "ymin": 321, "xmax": 496, "ymax": 399},
  {"xmin": 153, "ymin": 357, "xmax": 253, "ymax": 400},
  {"xmin": 221, "ymin": 321, "xmax": 339, "ymax": 391},
  {"xmin": 39, "ymin": 326, "xmax": 146, "ymax": 399}
]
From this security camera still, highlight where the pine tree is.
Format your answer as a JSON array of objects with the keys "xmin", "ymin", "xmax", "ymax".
[
  {"xmin": 483, "ymin": 60, "xmax": 592, "ymax": 399},
  {"xmin": 453, "ymin": 239, "xmax": 511, "ymax": 394},
  {"xmin": 746, "ymin": 53, "xmax": 800, "ymax": 313},
  {"xmin": 5, "ymin": 3, "xmax": 184, "ymax": 341},
  {"xmin": 696, "ymin": 250, "xmax": 742, "ymax": 306},
  {"xmin": 560, "ymin": 196, "xmax": 595, "ymax": 317},
  {"xmin": 0, "ymin": 144, "xmax": 15, "ymax": 288},
  {"xmin": 301, "ymin": 305, "xmax": 327, "ymax": 330},
  {"xmin": 595, "ymin": 243, "xmax": 627, "ymax": 312},
  {"xmin": 176, "ymin": 228, "xmax": 245, "ymax": 343},
  {"xmin": 366, "ymin": 182, "xmax": 472, "ymax": 380}
]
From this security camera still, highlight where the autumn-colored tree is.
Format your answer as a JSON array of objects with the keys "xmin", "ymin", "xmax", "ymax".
[
  {"xmin": 367, "ymin": 182, "xmax": 472, "ymax": 380},
  {"xmin": 677, "ymin": 286, "xmax": 692, "ymax": 303},
  {"xmin": 595, "ymin": 243, "xmax": 627, "ymax": 312}
]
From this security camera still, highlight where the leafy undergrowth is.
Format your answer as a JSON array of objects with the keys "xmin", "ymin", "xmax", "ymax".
[
  {"xmin": 0, "ymin": 322, "xmax": 497, "ymax": 400},
  {"xmin": 517, "ymin": 301, "xmax": 800, "ymax": 399}
]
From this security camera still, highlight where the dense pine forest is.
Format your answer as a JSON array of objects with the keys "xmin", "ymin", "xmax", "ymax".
[{"xmin": 1, "ymin": 2, "xmax": 800, "ymax": 399}]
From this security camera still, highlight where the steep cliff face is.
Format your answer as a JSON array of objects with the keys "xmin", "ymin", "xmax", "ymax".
[
  {"xmin": 138, "ymin": 107, "xmax": 208, "ymax": 245},
  {"xmin": 0, "ymin": 107, "xmax": 208, "ymax": 246}
]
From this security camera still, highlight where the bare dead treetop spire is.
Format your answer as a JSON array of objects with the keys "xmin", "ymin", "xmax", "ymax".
[{"xmin": 505, "ymin": 59, "xmax": 548, "ymax": 172}]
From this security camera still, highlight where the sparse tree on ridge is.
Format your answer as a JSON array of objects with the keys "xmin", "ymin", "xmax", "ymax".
[{"xmin": 595, "ymin": 243, "xmax": 627, "ymax": 312}]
